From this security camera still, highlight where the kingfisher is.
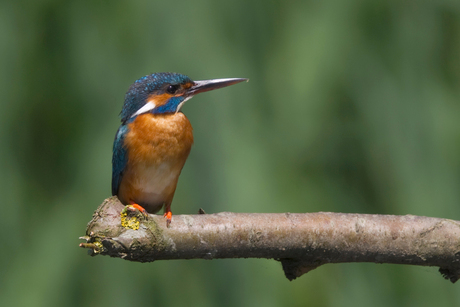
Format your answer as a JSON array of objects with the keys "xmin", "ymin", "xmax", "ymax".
[{"xmin": 112, "ymin": 72, "xmax": 247, "ymax": 226}]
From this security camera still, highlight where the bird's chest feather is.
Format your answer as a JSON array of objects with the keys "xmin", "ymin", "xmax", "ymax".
[
  {"xmin": 125, "ymin": 112, "xmax": 193, "ymax": 164},
  {"xmin": 121, "ymin": 113, "xmax": 193, "ymax": 204}
]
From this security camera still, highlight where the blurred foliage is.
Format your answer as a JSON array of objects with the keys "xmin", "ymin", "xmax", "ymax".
[{"xmin": 1, "ymin": 0, "xmax": 460, "ymax": 306}]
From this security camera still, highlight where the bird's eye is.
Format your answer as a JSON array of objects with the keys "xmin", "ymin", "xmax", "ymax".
[{"xmin": 166, "ymin": 84, "xmax": 180, "ymax": 94}]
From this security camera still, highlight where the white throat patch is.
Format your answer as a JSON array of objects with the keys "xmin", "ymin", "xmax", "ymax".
[{"xmin": 176, "ymin": 96, "xmax": 193, "ymax": 113}]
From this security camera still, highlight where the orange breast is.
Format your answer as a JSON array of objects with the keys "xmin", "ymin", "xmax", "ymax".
[{"xmin": 117, "ymin": 112, "xmax": 194, "ymax": 213}]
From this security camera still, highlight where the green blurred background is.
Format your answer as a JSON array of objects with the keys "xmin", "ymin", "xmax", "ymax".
[{"xmin": 1, "ymin": 0, "xmax": 460, "ymax": 306}]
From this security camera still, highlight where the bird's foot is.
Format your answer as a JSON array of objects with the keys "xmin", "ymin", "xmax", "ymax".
[
  {"xmin": 163, "ymin": 211, "xmax": 172, "ymax": 228},
  {"xmin": 126, "ymin": 203, "xmax": 148, "ymax": 217}
]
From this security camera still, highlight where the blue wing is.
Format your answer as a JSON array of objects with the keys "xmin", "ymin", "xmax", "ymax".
[{"xmin": 112, "ymin": 124, "xmax": 129, "ymax": 196}]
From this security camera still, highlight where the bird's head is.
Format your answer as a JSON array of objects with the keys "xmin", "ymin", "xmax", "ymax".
[{"xmin": 120, "ymin": 72, "xmax": 247, "ymax": 123}]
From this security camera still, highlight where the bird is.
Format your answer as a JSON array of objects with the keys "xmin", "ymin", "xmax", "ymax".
[{"xmin": 112, "ymin": 72, "xmax": 248, "ymax": 226}]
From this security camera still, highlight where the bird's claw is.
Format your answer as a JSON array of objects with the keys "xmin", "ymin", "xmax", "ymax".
[
  {"xmin": 164, "ymin": 211, "xmax": 172, "ymax": 228},
  {"xmin": 126, "ymin": 204, "xmax": 148, "ymax": 217}
]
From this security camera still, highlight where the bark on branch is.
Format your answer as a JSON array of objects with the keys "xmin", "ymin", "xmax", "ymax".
[{"xmin": 80, "ymin": 197, "xmax": 460, "ymax": 282}]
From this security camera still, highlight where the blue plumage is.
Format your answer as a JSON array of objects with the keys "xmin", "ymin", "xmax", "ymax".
[
  {"xmin": 152, "ymin": 96, "xmax": 186, "ymax": 114},
  {"xmin": 111, "ymin": 123, "xmax": 129, "ymax": 196}
]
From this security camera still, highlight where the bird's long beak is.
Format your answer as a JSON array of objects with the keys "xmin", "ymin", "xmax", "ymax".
[{"xmin": 186, "ymin": 78, "xmax": 248, "ymax": 96}]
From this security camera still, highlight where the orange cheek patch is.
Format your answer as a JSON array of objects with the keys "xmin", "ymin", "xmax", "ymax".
[
  {"xmin": 182, "ymin": 82, "xmax": 193, "ymax": 90},
  {"xmin": 147, "ymin": 93, "xmax": 173, "ymax": 107}
]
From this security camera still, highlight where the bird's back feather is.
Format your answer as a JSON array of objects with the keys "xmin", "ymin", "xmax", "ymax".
[{"xmin": 111, "ymin": 124, "xmax": 129, "ymax": 196}]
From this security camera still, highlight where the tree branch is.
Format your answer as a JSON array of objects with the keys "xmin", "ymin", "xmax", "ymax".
[{"xmin": 80, "ymin": 197, "xmax": 460, "ymax": 282}]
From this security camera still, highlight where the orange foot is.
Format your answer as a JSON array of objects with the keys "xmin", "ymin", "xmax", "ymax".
[
  {"xmin": 127, "ymin": 203, "xmax": 148, "ymax": 217},
  {"xmin": 163, "ymin": 211, "xmax": 172, "ymax": 227}
]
